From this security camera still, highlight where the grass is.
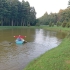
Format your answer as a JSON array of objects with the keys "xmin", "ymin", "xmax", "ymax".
[
  {"xmin": 24, "ymin": 38, "xmax": 70, "ymax": 70},
  {"xmin": 0, "ymin": 26, "xmax": 41, "ymax": 30},
  {"xmin": 23, "ymin": 25, "xmax": 70, "ymax": 70},
  {"xmin": 0, "ymin": 25, "xmax": 70, "ymax": 32},
  {"xmin": 40, "ymin": 25, "xmax": 70, "ymax": 33}
]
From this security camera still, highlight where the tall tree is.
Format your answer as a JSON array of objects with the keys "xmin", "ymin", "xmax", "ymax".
[
  {"xmin": 0, "ymin": 0, "xmax": 36, "ymax": 26},
  {"xmin": 29, "ymin": 7, "xmax": 36, "ymax": 25}
]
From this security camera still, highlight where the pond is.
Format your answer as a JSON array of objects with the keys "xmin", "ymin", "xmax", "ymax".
[{"xmin": 0, "ymin": 28, "xmax": 66, "ymax": 70}]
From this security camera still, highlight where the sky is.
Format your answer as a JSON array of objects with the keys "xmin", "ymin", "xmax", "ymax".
[{"xmin": 19, "ymin": 0, "xmax": 69, "ymax": 18}]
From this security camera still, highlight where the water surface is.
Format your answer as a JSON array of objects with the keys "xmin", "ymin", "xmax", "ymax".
[{"xmin": 0, "ymin": 28, "xmax": 66, "ymax": 70}]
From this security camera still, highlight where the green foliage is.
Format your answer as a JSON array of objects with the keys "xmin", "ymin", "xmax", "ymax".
[
  {"xmin": 56, "ymin": 21, "xmax": 61, "ymax": 27},
  {"xmin": 62, "ymin": 21, "xmax": 67, "ymax": 27},
  {"xmin": 52, "ymin": 23, "xmax": 54, "ymax": 27},
  {"xmin": 38, "ymin": 12, "xmax": 49, "ymax": 25},
  {"xmin": 27, "ymin": 23, "xmax": 30, "ymax": 27},
  {"xmin": 0, "ymin": 21, "xmax": 1, "ymax": 25},
  {"xmin": 37, "ymin": 0, "xmax": 70, "ymax": 28},
  {"xmin": 36, "ymin": 23, "xmax": 40, "ymax": 26},
  {"xmin": 49, "ymin": 22, "xmax": 52, "ymax": 27},
  {"xmin": 0, "ymin": 0, "xmax": 36, "ymax": 26},
  {"xmin": 38, "ymin": 12, "xmax": 58, "ymax": 26},
  {"xmin": 66, "ymin": 22, "xmax": 70, "ymax": 28}
]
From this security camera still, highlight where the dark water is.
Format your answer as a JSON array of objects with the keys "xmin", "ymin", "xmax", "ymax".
[{"xmin": 0, "ymin": 28, "xmax": 66, "ymax": 70}]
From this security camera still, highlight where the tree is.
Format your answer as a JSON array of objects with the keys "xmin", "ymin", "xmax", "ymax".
[
  {"xmin": 29, "ymin": 7, "xmax": 36, "ymax": 26},
  {"xmin": 66, "ymin": 22, "xmax": 70, "ymax": 28},
  {"xmin": 0, "ymin": 0, "xmax": 36, "ymax": 26},
  {"xmin": 38, "ymin": 12, "xmax": 49, "ymax": 25},
  {"xmin": 62, "ymin": 21, "xmax": 67, "ymax": 27}
]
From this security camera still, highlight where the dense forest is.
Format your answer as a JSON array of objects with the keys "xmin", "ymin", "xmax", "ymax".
[
  {"xmin": 0, "ymin": 0, "xmax": 36, "ymax": 26},
  {"xmin": 0, "ymin": 0, "xmax": 70, "ymax": 27},
  {"xmin": 37, "ymin": 0, "xmax": 70, "ymax": 28}
]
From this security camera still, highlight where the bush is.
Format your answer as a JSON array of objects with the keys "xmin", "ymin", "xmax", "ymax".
[
  {"xmin": 49, "ymin": 22, "xmax": 52, "ymax": 27},
  {"xmin": 27, "ymin": 23, "xmax": 30, "ymax": 27},
  {"xmin": 62, "ymin": 21, "xmax": 67, "ymax": 27},
  {"xmin": 36, "ymin": 23, "xmax": 40, "ymax": 26},
  {"xmin": 66, "ymin": 22, "xmax": 70, "ymax": 28},
  {"xmin": 52, "ymin": 23, "xmax": 54, "ymax": 27},
  {"xmin": 56, "ymin": 21, "xmax": 61, "ymax": 27}
]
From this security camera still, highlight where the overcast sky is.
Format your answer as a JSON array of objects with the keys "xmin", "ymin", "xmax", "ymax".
[{"xmin": 19, "ymin": 0, "xmax": 69, "ymax": 18}]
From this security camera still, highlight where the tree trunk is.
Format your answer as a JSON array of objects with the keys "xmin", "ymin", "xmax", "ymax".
[
  {"xmin": 21, "ymin": 18, "xmax": 23, "ymax": 26},
  {"xmin": 1, "ymin": 18, "xmax": 3, "ymax": 26},
  {"xmin": 23, "ymin": 19, "xmax": 25, "ymax": 26},
  {"xmin": 12, "ymin": 19, "xmax": 13, "ymax": 26},
  {"xmin": 17, "ymin": 21, "xmax": 18, "ymax": 26}
]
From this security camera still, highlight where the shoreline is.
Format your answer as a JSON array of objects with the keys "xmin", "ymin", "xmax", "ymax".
[{"xmin": 23, "ymin": 26, "xmax": 70, "ymax": 70}]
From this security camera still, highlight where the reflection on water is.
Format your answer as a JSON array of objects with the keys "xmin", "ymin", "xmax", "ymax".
[{"xmin": 0, "ymin": 28, "xmax": 66, "ymax": 70}]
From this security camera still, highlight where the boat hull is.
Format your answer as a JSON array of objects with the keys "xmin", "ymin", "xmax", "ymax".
[{"xmin": 16, "ymin": 40, "xmax": 24, "ymax": 44}]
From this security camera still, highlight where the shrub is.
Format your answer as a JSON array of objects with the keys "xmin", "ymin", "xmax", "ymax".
[
  {"xmin": 27, "ymin": 23, "xmax": 30, "ymax": 27},
  {"xmin": 66, "ymin": 22, "xmax": 70, "ymax": 28},
  {"xmin": 62, "ymin": 21, "xmax": 67, "ymax": 27},
  {"xmin": 36, "ymin": 23, "xmax": 40, "ymax": 26},
  {"xmin": 56, "ymin": 21, "xmax": 61, "ymax": 27},
  {"xmin": 49, "ymin": 22, "xmax": 52, "ymax": 27},
  {"xmin": 52, "ymin": 23, "xmax": 54, "ymax": 27}
]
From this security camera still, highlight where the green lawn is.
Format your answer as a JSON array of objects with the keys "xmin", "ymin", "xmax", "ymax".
[
  {"xmin": 24, "ymin": 38, "xmax": 70, "ymax": 70},
  {"xmin": 0, "ymin": 26, "xmax": 41, "ymax": 30},
  {"xmin": 40, "ymin": 25, "xmax": 70, "ymax": 32},
  {"xmin": 24, "ymin": 25, "xmax": 70, "ymax": 70},
  {"xmin": 0, "ymin": 25, "xmax": 70, "ymax": 32}
]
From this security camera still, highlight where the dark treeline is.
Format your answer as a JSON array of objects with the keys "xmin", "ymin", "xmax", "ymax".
[
  {"xmin": 37, "ymin": 0, "xmax": 70, "ymax": 28},
  {"xmin": 0, "ymin": 0, "xmax": 36, "ymax": 26}
]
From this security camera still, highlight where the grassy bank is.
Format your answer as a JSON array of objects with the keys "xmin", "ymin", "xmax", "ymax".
[
  {"xmin": 0, "ymin": 26, "xmax": 25, "ymax": 30},
  {"xmin": 0, "ymin": 26, "xmax": 70, "ymax": 32},
  {"xmin": 24, "ymin": 37, "xmax": 70, "ymax": 70},
  {"xmin": 0, "ymin": 26, "xmax": 41, "ymax": 30},
  {"xmin": 24, "ymin": 26, "xmax": 70, "ymax": 70},
  {"xmin": 40, "ymin": 25, "xmax": 70, "ymax": 33}
]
